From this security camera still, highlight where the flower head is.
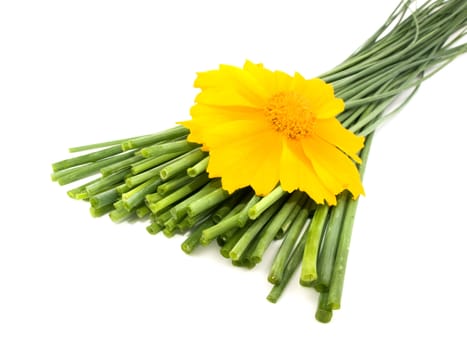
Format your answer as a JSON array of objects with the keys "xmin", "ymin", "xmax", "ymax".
[{"xmin": 180, "ymin": 61, "xmax": 365, "ymax": 205}]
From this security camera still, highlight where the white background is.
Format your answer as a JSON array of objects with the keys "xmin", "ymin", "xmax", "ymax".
[{"xmin": 1, "ymin": 0, "xmax": 466, "ymax": 349}]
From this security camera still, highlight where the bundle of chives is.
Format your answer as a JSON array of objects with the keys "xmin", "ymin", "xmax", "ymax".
[{"xmin": 51, "ymin": 0, "xmax": 466, "ymax": 323}]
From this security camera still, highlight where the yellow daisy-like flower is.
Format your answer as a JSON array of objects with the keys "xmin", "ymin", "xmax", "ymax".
[{"xmin": 179, "ymin": 61, "xmax": 365, "ymax": 205}]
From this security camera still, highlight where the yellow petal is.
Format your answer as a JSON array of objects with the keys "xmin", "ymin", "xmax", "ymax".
[
  {"xmin": 195, "ymin": 64, "xmax": 269, "ymax": 107},
  {"xmin": 243, "ymin": 61, "xmax": 276, "ymax": 95},
  {"xmin": 315, "ymin": 118, "xmax": 365, "ymax": 163},
  {"xmin": 207, "ymin": 130, "xmax": 281, "ymax": 195},
  {"xmin": 315, "ymin": 98, "xmax": 345, "ymax": 119},
  {"xmin": 200, "ymin": 119, "xmax": 271, "ymax": 149},
  {"xmin": 301, "ymin": 78, "xmax": 336, "ymax": 111},
  {"xmin": 301, "ymin": 137, "xmax": 365, "ymax": 199},
  {"xmin": 279, "ymin": 137, "xmax": 336, "ymax": 204},
  {"xmin": 190, "ymin": 104, "xmax": 263, "ymax": 123},
  {"xmin": 195, "ymin": 88, "xmax": 258, "ymax": 108},
  {"xmin": 272, "ymin": 70, "xmax": 294, "ymax": 94}
]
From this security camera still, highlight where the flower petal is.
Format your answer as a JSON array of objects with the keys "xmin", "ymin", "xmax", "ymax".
[
  {"xmin": 301, "ymin": 137, "xmax": 365, "ymax": 199},
  {"xmin": 195, "ymin": 64, "xmax": 269, "ymax": 107},
  {"xmin": 301, "ymin": 78, "xmax": 336, "ymax": 111},
  {"xmin": 190, "ymin": 104, "xmax": 263, "ymax": 123},
  {"xmin": 315, "ymin": 98, "xmax": 345, "ymax": 119},
  {"xmin": 315, "ymin": 118, "xmax": 365, "ymax": 163},
  {"xmin": 207, "ymin": 130, "xmax": 281, "ymax": 195},
  {"xmin": 199, "ymin": 119, "xmax": 271, "ymax": 149},
  {"xmin": 180, "ymin": 105, "xmax": 266, "ymax": 147},
  {"xmin": 279, "ymin": 137, "xmax": 336, "ymax": 204}
]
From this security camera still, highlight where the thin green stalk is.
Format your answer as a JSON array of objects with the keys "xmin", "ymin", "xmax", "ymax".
[
  {"xmin": 169, "ymin": 179, "xmax": 222, "ymax": 220},
  {"xmin": 69, "ymin": 136, "xmax": 145, "ymax": 153},
  {"xmin": 266, "ymin": 230, "xmax": 308, "ymax": 303},
  {"xmin": 220, "ymin": 229, "xmax": 243, "ymax": 258},
  {"xmin": 234, "ymin": 231, "xmax": 263, "ymax": 269},
  {"xmin": 160, "ymin": 149, "xmax": 206, "ymax": 180},
  {"xmin": 251, "ymin": 191, "xmax": 306, "ymax": 264},
  {"xmin": 230, "ymin": 198, "xmax": 285, "ymax": 261},
  {"xmin": 145, "ymin": 192, "xmax": 163, "ymax": 204},
  {"xmin": 200, "ymin": 194, "xmax": 255, "ymax": 244},
  {"xmin": 147, "ymin": 173, "xmax": 210, "ymax": 214},
  {"xmin": 212, "ymin": 189, "xmax": 249, "ymax": 223},
  {"xmin": 315, "ymin": 292, "xmax": 333, "ymax": 323},
  {"xmin": 130, "ymin": 151, "xmax": 185, "ymax": 175},
  {"xmin": 90, "ymin": 188, "xmax": 120, "ymax": 209},
  {"xmin": 121, "ymin": 125, "xmax": 189, "ymax": 151},
  {"xmin": 187, "ymin": 187, "xmax": 229, "ymax": 218},
  {"xmin": 187, "ymin": 156, "xmax": 210, "ymax": 177},
  {"xmin": 181, "ymin": 219, "xmax": 216, "ymax": 254},
  {"xmin": 66, "ymin": 177, "xmax": 102, "ymax": 200},
  {"xmin": 146, "ymin": 222, "xmax": 162, "ymax": 235},
  {"xmin": 109, "ymin": 208, "xmax": 134, "ymax": 223},
  {"xmin": 126, "ymin": 162, "xmax": 167, "ymax": 188},
  {"xmin": 314, "ymin": 194, "xmax": 349, "ymax": 292},
  {"xmin": 268, "ymin": 200, "xmax": 312, "ymax": 285},
  {"xmin": 278, "ymin": 195, "xmax": 310, "ymax": 238},
  {"xmin": 327, "ymin": 133, "xmax": 374, "ymax": 310},
  {"xmin": 86, "ymin": 169, "xmax": 130, "ymax": 196},
  {"xmin": 140, "ymin": 139, "xmax": 199, "ymax": 158},
  {"xmin": 52, "ymin": 145, "xmax": 124, "ymax": 172},
  {"xmin": 136, "ymin": 205, "xmax": 150, "ymax": 219},
  {"xmin": 51, "ymin": 151, "xmax": 134, "ymax": 185},
  {"xmin": 236, "ymin": 194, "xmax": 261, "ymax": 227},
  {"xmin": 157, "ymin": 174, "xmax": 193, "ymax": 196},
  {"xmin": 152, "ymin": 208, "xmax": 174, "ymax": 226},
  {"xmin": 100, "ymin": 154, "xmax": 144, "ymax": 176},
  {"xmin": 300, "ymin": 205, "xmax": 330, "ymax": 286},
  {"xmin": 122, "ymin": 177, "xmax": 163, "ymax": 211},
  {"xmin": 248, "ymin": 186, "xmax": 287, "ymax": 220},
  {"xmin": 89, "ymin": 204, "xmax": 114, "ymax": 218}
]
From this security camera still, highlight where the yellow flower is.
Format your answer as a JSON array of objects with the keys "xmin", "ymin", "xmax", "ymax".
[{"xmin": 180, "ymin": 61, "xmax": 365, "ymax": 205}]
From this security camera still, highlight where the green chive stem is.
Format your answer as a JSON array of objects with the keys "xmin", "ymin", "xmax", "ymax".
[
  {"xmin": 314, "ymin": 194, "xmax": 349, "ymax": 292},
  {"xmin": 266, "ymin": 230, "xmax": 308, "ymax": 303},
  {"xmin": 251, "ymin": 191, "xmax": 306, "ymax": 264},
  {"xmin": 140, "ymin": 139, "xmax": 198, "ymax": 158},
  {"xmin": 159, "ymin": 149, "xmax": 206, "ymax": 180},
  {"xmin": 147, "ymin": 173, "xmax": 210, "ymax": 214},
  {"xmin": 52, "ymin": 151, "xmax": 134, "ymax": 185},
  {"xmin": 268, "ymin": 200, "xmax": 312, "ymax": 285},
  {"xmin": 100, "ymin": 154, "xmax": 143, "ymax": 176},
  {"xmin": 52, "ymin": 145, "xmax": 123, "ymax": 172},
  {"xmin": 300, "ymin": 205, "xmax": 330, "ymax": 286},
  {"xmin": 146, "ymin": 222, "xmax": 162, "ymax": 235},
  {"xmin": 187, "ymin": 156, "xmax": 210, "ymax": 177},
  {"xmin": 89, "ymin": 204, "xmax": 115, "ymax": 218},
  {"xmin": 200, "ymin": 196, "xmax": 251, "ymax": 245},
  {"xmin": 248, "ymin": 186, "xmax": 287, "ymax": 220},
  {"xmin": 278, "ymin": 195, "xmax": 310, "ymax": 238},
  {"xmin": 181, "ymin": 219, "xmax": 215, "ymax": 254},
  {"xmin": 122, "ymin": 176, "xmax": 163, "ymax": 211},
  {"xmin": 121, "ymin": 125, "xmax": 189, "ymax": 151},
  {"xmin": 169, "ymin": 179, "xmax": 221, "ymax": 220},
  {"xmin": 212, "ymin": 189, "xmax": 249, "ymax": 223},
  {"xmin": 327, "ymin": 133, "xmax": 374, "ymax": 310},
  {"xmin": 187, "ymin": 187, "xmax": 229, "ymax": 218},
  {"xmin": 130, "ymin": 151, "xmax": 185, "ymax": 175},
  {"xmin": 90, "ymin": 188, "xmax": 120, "ymax": 209},
  {"xmin": 157, "ymin": 174, "xmax": 193, "ymax": 196},
  {"xmin": 230, "ymin": 198, "xmax": 285, "ymax": 261},
  {"xmin": 315, "ymin": 292, "xmax": 333, "ymax": 323},
  {"xmin": 86, "ymin": 169, "xmax": 130, "ymax": 196}
]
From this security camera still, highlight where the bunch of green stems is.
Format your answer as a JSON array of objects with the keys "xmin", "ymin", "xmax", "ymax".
[{"xmin": 51, "ymin": 0, "xmax": 466, "ymax": 322}]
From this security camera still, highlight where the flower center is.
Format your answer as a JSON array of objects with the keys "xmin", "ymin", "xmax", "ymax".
[{"xmin": 264, "ymin": 91, "xmax": 316, "ymax": 139}]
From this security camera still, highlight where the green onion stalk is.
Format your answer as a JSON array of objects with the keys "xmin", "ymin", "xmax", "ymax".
[{"xmin": 51, "ymin": 0, "xmax": 466, "ymax": 323}]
